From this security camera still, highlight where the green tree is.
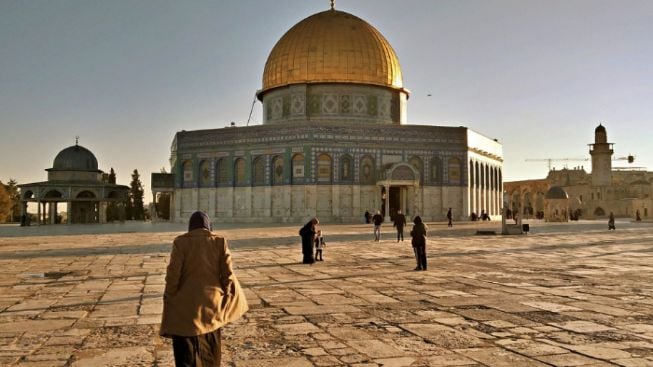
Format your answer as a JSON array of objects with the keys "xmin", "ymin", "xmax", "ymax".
[
  {"xmin": 0, "ymin": 182, "xmax": 11, "ymax": 223},
  {"xmin": 5, "ymin": 179, "xmax": 20, "ymax": 222},
  {"xmin": 105, "ymin": 168, "xmax": 119, "ymax": 221},
  {"xmin": 156, "ymin": 192, "xmax": 171, "ymax": 220},
  {"xmin": 108, "ymin": 168, "xmax": 116, "ymax": 184},
  {"xmin": 129, "ymin": 169, "xmax": 145, "ymax": 220}
]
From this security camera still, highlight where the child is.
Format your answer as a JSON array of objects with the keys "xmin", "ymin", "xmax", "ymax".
[{"xmin": 314, "ymin": 230, "xmax": 326, "ymax": 261}]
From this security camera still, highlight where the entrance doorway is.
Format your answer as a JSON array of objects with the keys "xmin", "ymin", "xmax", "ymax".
[{"xmin": 389, "ymin": 187, "xmax": 401, "ymax": 220}]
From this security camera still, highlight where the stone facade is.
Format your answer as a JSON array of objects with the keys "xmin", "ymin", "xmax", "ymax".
[{"xmin": 159, "ymin": 122, "xmax": 502, "ymax": 223}]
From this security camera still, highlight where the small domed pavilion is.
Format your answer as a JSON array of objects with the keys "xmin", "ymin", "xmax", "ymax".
[
  {"xmin": 19, "ymin": 142, "xmax": 129, "ymax": 224},
  {"xmin": 544, "ymin": 186, "xmax": 569, "ymax": 222}
]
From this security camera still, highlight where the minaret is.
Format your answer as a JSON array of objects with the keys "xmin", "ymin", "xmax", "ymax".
[{"xmin": 589, "ymin": 124, "xmax": 613, "ymax": 186}]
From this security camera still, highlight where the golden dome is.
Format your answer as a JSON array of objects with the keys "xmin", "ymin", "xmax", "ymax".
[{"xmin": 260, "ymin": 9, "xmax": 404, "ymax": 97}]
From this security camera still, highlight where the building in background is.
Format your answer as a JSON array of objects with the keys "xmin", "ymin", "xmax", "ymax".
[
  {"xmin": 19, "ymin": 143, "xmax": 129, "ymax": 224},
  {"xmin": 153, "ymin": 6, "xmax": 503, "ymax": 223},
  {"xmin": 505, "ymin": 124, "xmax": 652, "ymax": 221}
]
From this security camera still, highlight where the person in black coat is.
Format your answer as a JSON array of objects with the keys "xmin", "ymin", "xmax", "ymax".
[
  {"xmin": 299, "ymin": 217, "xmax": 319, "ymax": 264},
  {"xmin": 410, "ymin": 216, "xmax": 428, "ymax": 271},
  {"xmin": 393, "ymin": 210, "xmax": 407, "ymax": 242},
  {"xmin": 372, "ymin": 211, "xmax": 383, "ymax": 241}
]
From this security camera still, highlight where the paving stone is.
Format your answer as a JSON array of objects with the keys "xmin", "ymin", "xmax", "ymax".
[
  {"xmin": 534, "ymin": 352, "xmax": 609, "ymax": 366},
  {"xmin": 1, "ymin": 222, "xmax": 652, "ymax": 366},
  {"xmin": 346, "ymin": 339, "xmax": 405, "ymax": 358}
]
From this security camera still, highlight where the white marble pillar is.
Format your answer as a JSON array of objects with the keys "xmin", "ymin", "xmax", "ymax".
[{"xmin": 384, "ymin": 184, "xmax": 391, "ymax": 222}]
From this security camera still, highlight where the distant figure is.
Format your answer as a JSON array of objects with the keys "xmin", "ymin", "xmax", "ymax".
[
  {"xmin": 506, "ymin": 208, "xmax": 512, "ymax": 220},
  {"xmin": 470, "ymin": 212, "xmax": 478, "ymax": 221},
  {"xmin": 364, "ymin": 211, "xmax": 371, "ymax": 224},
  {"xmin": 372, "ymin": 210, "xmax": 384, "ymax": 241},
  {"xmin": 636, "ymin": 210, "xmax": 642, "ymax": 222},
  {"xmin": 608, "ymin": 212, "xmax": 616, "ymax": 231},
  {"xmin": 394, "ymin": 210, "xmax": 407, "ymax": 242},
  {"xmin": 446, "ymin": 208, "xmax": 453, "ymax": 228},
  {"xmin": 160, "ymin": 211, "xmax": 248, "ymax": 367},
  {"xmin": 314, "ymin": 229, "xmax": 326, "ymax": 261},
  {"xmin": 410, "ymin": 216, "xmax": 428, "ymax": 271},
  {"xmin": 299, "ymin": 217, "xmax": 319, "ymax": 264}
]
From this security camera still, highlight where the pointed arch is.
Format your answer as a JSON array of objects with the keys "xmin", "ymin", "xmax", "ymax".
[
  {"xmin": 360, "ymin": 155, "xmax": 376, "ymax": 184},
  {"xmin": 252, "ymin": 156, "xmax": 266, "ymax": 186},
  {"xmin": 271, "ymin": 155, "xmax": 284, "ymax": 185},
  {"xmin": 317, "ymin": 153, "xmax": 332, "ymax": 183},
  {"xmin": 448, "ymin": 157, "xmax": 462, "ymax": 185},
  {"xmin": 234, "ymin": 158, "xmax": 246, "ymax": 186}
]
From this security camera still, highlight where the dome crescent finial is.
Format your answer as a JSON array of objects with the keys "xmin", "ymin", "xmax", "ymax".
[{"xmin": 330, "ymin": 0, "xmax": 335, "ymax": 10}]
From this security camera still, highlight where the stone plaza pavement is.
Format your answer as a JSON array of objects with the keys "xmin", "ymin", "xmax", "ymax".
[{"xmin": 0, "ymin": 220, "xmax": 652, "ymax": 366}]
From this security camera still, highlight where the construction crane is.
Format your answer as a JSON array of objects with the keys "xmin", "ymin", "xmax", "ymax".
[
  {"xmin": 524, "ymin": 158, "xmax": 588, "ymax": 171},
  {"xmin": 525, "ymin": 155, "xmax": 635, "ymax": 171}
]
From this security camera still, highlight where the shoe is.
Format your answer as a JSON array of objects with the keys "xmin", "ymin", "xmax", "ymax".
[{"xmin": 414, "ymin": 267, "xmax": 421, "ymax": 271}]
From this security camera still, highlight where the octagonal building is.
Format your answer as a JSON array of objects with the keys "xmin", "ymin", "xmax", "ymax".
[{"xmin": 153, "ymin": 6, "xmax": 504, "ymax": 223}]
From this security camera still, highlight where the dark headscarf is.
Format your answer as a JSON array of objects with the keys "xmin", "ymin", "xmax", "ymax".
[
  {"xmin": 188, "ymin": 211, "xmax": 211, "ymax": 232},
  {"xmin": 413, "ymin": 215, "xmax": 422, "ymax": 225}
]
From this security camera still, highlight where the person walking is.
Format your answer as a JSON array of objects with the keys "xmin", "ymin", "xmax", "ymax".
[
  {"xmin": 446, "ymin": 208, "xmax": 453, "ymax": 228},
  {"xmin": 300, "ymin": 217, "xmax": 319, "ymax": 264},
  {"xmin": 608, "ymin": 212, "xmax": 616, "ymax": 230},
  {"xmin": 160, "ymin": 211, "xmax": 249, "ymax": 367},
  {"xmin": 410, "ymin": 216, "xmax": 428, "ymax": 271},
  {"xmin": 393, "ymin": 210, "xmax": 407, "ymax": 242},
  {"xmin": 372, "ymin": 210, "xmax": 384, "ymax": 241}
]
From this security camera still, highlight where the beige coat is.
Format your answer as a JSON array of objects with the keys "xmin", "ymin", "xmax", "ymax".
[{"xmin": 160, "ymin": 228, "xmax": 249, "ymax": 337}]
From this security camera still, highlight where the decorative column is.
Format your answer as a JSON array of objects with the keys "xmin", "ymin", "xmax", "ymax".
[
  {"xmin": 49, "ymin": 202, "xmax": 56, "ymax": 224},
  {"xmin": 67, "ymin": 201, "xmax": 72, "ymax": 224},
  {"xmin": 384, "ymin": 184, "xmax": 390, "ymax": 222}
]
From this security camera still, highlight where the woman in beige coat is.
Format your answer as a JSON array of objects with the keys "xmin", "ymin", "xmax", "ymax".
[{"xmin": 160, "ymin": 211, "xmax": 248, "ymax": 366}]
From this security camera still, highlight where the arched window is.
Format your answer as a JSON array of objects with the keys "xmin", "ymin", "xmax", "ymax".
[
  {"xmin": 360, "ymin": 155, "xmax": 375, "ymax": 184},
  {"xmin": 45, "ymin": 190, "xmax": 64, "ymax": 198},
  {"xmin": 429, "ymin": 157, "xmax": 442, "ymax": 184},
  {"xmin": 409, "ymin": 156, "xmax": 423, "ymax": 183},
  {"xmin": 474, "ymin": 161, "xmax": 480, "ymax": 187},
  {"xmin": 252, "ymin": 156, "xmax": 265, "ymax": 185},
  {"xmin": 199, "ymin": 160, "xmax": 211, "ymax": 187},
  {"xmin": 182, "ymin": 160, "xmax": 193, "ymax": 187},
  {"xmin": 340, "ymin": 154, "xmax": 353, "ymax": 182},
  {"xmin": 291, "ymin": 154, "xmax": 304, "ymax": 183},
  {"xmin": 216, "ymin": 158, "xmax": 229, "ymax": 186},
  {"xmin": 234, "ymin": 158, "xmax": 246, "ymax": 186},
  {"xmin": 448, "ymin": 157, "xmax": 462, "ymax": 185},
  {"xmin": 317, "ymin": 153, "xmax": 332, "ymax": 182},
  {"xmin": 271, "ymin": 156, "xmax": 284, "ymax": 185}
]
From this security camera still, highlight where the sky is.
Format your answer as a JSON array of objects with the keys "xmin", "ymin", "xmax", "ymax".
[{"xmin": 1, "ymin": 0, "xmax": 652, "ymax": 202}]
